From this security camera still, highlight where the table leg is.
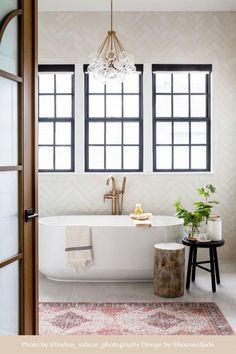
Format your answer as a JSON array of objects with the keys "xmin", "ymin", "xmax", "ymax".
[
  {"xmin": 191, "ymin": 247, "xmax": 197, "ymax": 282},
  {"xmin": 209, "ymin": 247, "xmax": 216, "ymax": 292},
  {"xmin": 213, "ymin": 247, "xmax": 220, "ymax": 284},
  {"xmin": 186, "ymin": 246, "xmax": 193, "ymax": 289}
]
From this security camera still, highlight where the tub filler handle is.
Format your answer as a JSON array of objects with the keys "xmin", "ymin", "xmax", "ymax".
[{"xmin": 24, "ymin": 208, "xmax": 39, "ymax": 222}]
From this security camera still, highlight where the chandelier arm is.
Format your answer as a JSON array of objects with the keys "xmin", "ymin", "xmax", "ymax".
[
  {"xmin": 97, "ymin": 33, "xmax": 110, "ymax": 56},
  {"xmin": 104, "ymin": 35, "xmax": 112, "ymax": 58},
  {"xmin": 113, "ymin": 41, "xmax": 119, "ymax": 57},
  {"xmin": 113, "ymin": 37, "xmax": 123, "ymax": 57},
  {"xmin": 113, "ymin": 33, "xmax": 126, "ymax": 52},
  {"xmin": 113, "ymin": 38, "xmax": 124, "ymax": 55},
  {"xmin": 111, "ymin": 31, "xmax": 115, "ymax": 52}
]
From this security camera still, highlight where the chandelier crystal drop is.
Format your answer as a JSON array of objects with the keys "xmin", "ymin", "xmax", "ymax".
[{"xmin": 88, "ymin": 0, "xmax": 136, "ymax": 82}]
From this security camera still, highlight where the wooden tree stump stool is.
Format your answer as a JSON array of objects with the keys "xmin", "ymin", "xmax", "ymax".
[{"xmin": 154, "ymin": 243, "xmax": 185, "ymax": 298}]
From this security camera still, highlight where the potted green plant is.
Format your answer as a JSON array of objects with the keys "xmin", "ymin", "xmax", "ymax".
[{"xmin": 174, "ymin": 184, "xmax": 219, "ymax": 240}]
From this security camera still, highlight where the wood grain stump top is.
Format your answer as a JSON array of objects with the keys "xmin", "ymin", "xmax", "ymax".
[{"xmin": 154, "ymin": 243, "xmax": 185, "ymax": 298}]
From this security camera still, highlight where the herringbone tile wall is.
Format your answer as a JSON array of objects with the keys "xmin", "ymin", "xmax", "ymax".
[{"xmin": 38, "ymin": 12, "xmax": 236, "ymax": 259}]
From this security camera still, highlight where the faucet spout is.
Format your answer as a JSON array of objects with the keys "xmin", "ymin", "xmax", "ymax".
[
  {"xmin": 106, "ymin": 175, "xmax": 116, "ymax": 194},
  {"xmin": 104, "ymin": 175, "xmax": 127, "ymax": 215}
]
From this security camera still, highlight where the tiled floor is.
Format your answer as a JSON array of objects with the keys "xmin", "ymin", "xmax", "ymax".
[{"xmin": 39, "ymin": 260, "xmax": 236, "ymax": 332}]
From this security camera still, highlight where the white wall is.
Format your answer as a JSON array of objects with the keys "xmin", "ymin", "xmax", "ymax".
[{"xmin": 38, "ymin": 12, "xmax": 236, "ymax": 259}]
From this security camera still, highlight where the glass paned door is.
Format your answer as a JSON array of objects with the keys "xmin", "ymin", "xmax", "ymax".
[
  {"xmin": 0, "ymin": 0, "xmax": 20, "ymax": 336},
  {"xmin": 0, "ymin": 0, "xmax": 38, "ymax": 335}
]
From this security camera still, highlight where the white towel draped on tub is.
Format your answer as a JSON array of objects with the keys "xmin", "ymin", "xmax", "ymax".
[{"xmin": 65, "ymin": 225, "xmax": 93, "ymax": 272}]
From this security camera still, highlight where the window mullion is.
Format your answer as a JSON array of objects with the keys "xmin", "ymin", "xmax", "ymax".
[
  {"xmin": 171, "ymin": 73, "xmax": 174, "ymax": 170},
  {"xmin": 121, "ymin": 82, "xmax": 124, "ymax": 170},
  {"xmin": 104, "ymin": 85, "xmax": 107, "ymax": 170},
  {"xmin": 188, "ymin": 73, "xmax": 191, "ymax": 170}
]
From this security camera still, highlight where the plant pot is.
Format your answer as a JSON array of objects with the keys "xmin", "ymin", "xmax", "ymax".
[
  {"xmin": 184, "ymin": 224, "xmax": 198, "ymax": 240},
  {"xmin": 198, "ymin": 219, "xmax": 208, "ymax": 239}
]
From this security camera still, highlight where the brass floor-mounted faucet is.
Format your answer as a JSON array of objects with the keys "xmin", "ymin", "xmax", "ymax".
[{"xmin": 104, "ymin": 175, "xmax": 126, "ymax": 215}]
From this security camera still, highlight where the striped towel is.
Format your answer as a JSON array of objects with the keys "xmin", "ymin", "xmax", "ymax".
[{"xmin": 65, "ymin": 225, "xmax": 93, "ymax": 272}]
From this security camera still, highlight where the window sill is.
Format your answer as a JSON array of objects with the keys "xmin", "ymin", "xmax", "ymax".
[{"xmin": 38, "ymin": 171, "xmax": 216, "ymax": 176}]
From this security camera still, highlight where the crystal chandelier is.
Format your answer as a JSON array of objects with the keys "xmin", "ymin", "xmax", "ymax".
[{"xmin": 88, "ymin": 0, "xmax": 136, "ymax": 82}]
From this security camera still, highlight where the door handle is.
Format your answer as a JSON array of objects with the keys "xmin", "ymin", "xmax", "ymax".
[{"xmin": 24, "ymin": 208, "xmax": 39, "ymax": 222}]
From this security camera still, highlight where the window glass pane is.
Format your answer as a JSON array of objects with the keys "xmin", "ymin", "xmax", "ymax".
[
  {"xmin": 174, "ymin": 122, "xmax": 189, "ymax": 144},
  {"xmin": 191, "ymin": 122, "xmax": 206, "ymax": 144},
  {"xmin": 156, "ymin": 95, "xmax": 171, "ymax": 117},
  {"xmin": 39, "ymin": 146, "xmax": 54, "ymax": 170},
  {"xmin": 106, "ymin": 81, "xmax": 122, "ymax": 93},
  {"xmin": 106, "ymin": 95, "xmax": 122, "ymax": 117},
  {"xmin": 173, "ymin": 73, "xmax": 188, "ymax": 93},
  {"xmin": 39, "ymin": 74, "xmax": 54, "ymax": 93},
  {"xmin": 39, "ymin": 95, "xmax": 54, "ymax": 118},
  {"xmin": 0, "ymin": 172, "xmax": 18, "ymax": 261},
  {"xmin": 123, "ymin": 122, "xmax": 139, "ymax": 144},
  {"xmin": 174, "ymin": 146, "xmax": 189, "ymax": 169},
  {"xmin": 0, "ymin": 78, "xmax": 18, "ymax": 166},
  {"xmin": 156, "ymin": 146, "xmax": 172, "ymax": 169},
  {"xmin": 106, "ymin": 147, "xmax": 122, "ymax": 169},
  {"xmin": 89, "ymin": 75, "xmax": 104, "ymax": 93},
  {"xmin": 123, "ymin": 146, "xmax": 139, "ymax": 170},
  {"xmin": 89, "ymin": 146, "xmax": 104, "ymax": 169},
  {"xmin": 55, "ymin": 122, "xmax": 71, "ymax": 145},
  {"xmin": 191, "ymin": 95, "xmax": 206, "ymax": 117},
  {"xmin": 56, "ymin": 95, "xmax": 72, "ymax": 118},
  {"xmin": 89, "ymin": 95, "xmax": 104, "ymax": 118},
  {"xmin": 123, "ymin": 95, "xmax": 139, "ymax": 118},
  {"xmin": 56, "ymin": 73, "xmax": 72, "ymax": 93},
  {"xmin": 123, "ymin": 73, "xmax": 139, "ymax": 93},
  {"xmin": 89, "ymin": 122, "xmax": 104, "ymax": 144},
  {"xmin": 156, "ymin": 73, "xmax": 171, "ymax": 93},
  {"xmin": 173, "ymin": 95, "xmax": 188, "ymax": 117},
  {"xmin": 191, "ymin": 146, "xmax": 207, "ymax": 169},
  {"xmin": 106, "ymin": 122, "xmax": 121, "ymax": 144},
  {"xmin": 0, "ymin": 261, "xmax": 19, "ymax": 335},
  {"xmin": 55, "ymin": 147, "xmax": 71, "ymax": 170},
  {"xmin": 191, "ymin": 73, "xmax": 206, "ymax": 93},
  {"xmin": 156, "ymin": 122, "xmax": 172, "ymax": 144},
  {"xmin": 39, "ymin": 122, "xmax": 54, "ymax": 145},
  {"xmin": 0, "ymin": 17, "xmax": 18, "ymax": 76}
]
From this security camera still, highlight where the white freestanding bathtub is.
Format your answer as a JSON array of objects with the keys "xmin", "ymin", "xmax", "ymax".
[{"xmin": 39, "ymin": 215, "xmax": 184, "ymax": 282}]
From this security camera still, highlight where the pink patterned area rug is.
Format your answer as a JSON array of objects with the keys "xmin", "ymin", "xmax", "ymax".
[{"xmin": 39, "ymin": 302, "xmax": 234, "ymax": 335}]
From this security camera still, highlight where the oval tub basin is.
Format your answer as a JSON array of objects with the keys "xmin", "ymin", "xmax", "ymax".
[{"xmin": 39, "ymin": 215, "xmax": 184, "ymax": 282}]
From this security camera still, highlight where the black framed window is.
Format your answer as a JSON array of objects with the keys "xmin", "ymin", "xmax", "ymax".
[
  {"xmin": 84, "ymin": 65, "xmax": 143, "ymax": 172},
  {"xmin": 38, "ymin": 65, "xmax": 75, "ymax": 172},
  {"xmin": 153, "ymin": 64, "xmax": 212, "ymax": 172}
]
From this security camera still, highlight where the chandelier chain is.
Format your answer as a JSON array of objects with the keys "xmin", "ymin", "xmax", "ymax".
[{"xmin": 111, "ymin": 0, "xmax": 113, "ymax": 32}]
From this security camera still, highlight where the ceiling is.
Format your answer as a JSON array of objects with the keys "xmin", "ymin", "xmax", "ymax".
[{"xmin": 39, "ymin": 0, "xmax": 236, "ymax": 12}]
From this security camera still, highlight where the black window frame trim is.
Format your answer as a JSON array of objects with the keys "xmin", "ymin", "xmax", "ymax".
[
  {"xmin": 84, "ymin": 64, "xmax": 144, "ymax": 172},
  {"xmin": 38, "ymin": 64, "xmax": 75, "ymax": 173},
  {"xmin": 152, "ymin": 64, "xmax": 212, "ymax": 173}
]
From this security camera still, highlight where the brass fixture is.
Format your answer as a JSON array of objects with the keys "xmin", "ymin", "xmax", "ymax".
[
  {"xmin": 87, "ymin": 0, "xmax": 136, "ymax": 82},
  {"xmin": 104, "ymin": 175, "xmax": 126, "ymax": 215}
]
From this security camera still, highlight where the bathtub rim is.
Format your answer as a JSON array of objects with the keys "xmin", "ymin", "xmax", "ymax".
[{"xmin": 39, "ymin": 214, "xmax": 184, "ymax": 228}]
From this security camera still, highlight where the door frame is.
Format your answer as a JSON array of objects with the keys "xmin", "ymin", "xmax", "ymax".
[
  {"xmin": 0, "ymin": 0, "xmax": 38, "ymax": 335},
  {"xmin": 21, "ymin": 0, "xmax": 38, "ymax": 335}
]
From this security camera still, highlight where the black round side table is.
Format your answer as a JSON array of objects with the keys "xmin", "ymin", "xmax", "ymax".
[{"xmin": 182, "ymin": 238, "xmax": 225, "ymax": 293}]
